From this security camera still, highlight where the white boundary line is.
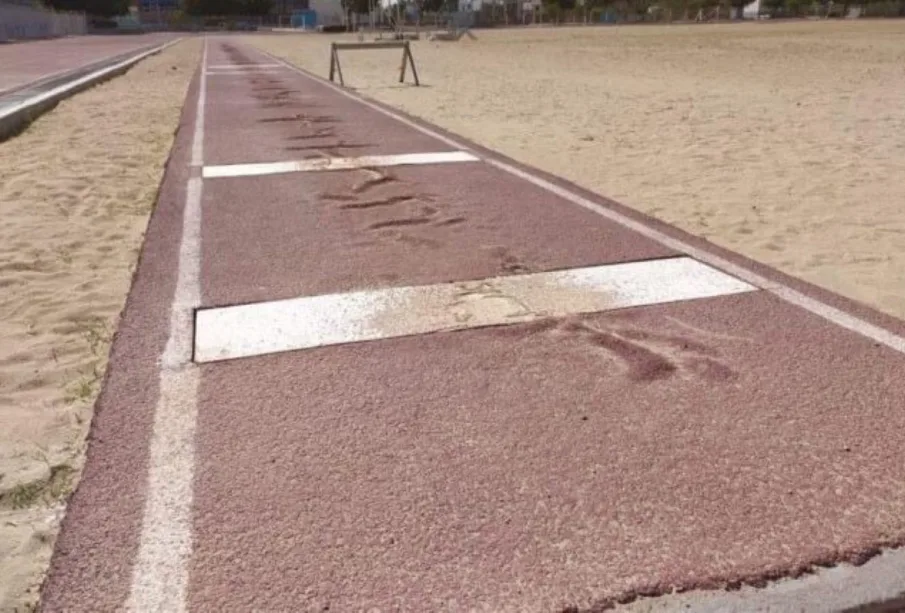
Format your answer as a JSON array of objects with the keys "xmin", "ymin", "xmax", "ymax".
[
  {"xmin": 0, "ymin": 38, "xmax": 182, "ymax": 122},
  {"xmin": 125, "ymin": 36, "xmax": 207, "ymax": 613},
  {"xmin": 255, "ymin": 48, "xmax": 905, "ymax": 356},
  {"xmin": 202, "ymin": 151, "xmax": 478, "ymax": 178},
  {"xmin": 190, "ymin": 43, "xmax": 206, "ymax": 168}
]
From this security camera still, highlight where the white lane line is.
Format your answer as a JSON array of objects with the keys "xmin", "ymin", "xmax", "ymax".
[
  {"xmin": 125, "ymin": 36, "xmax": 207, "ymax": 613},
  {"xmin": 0, "ymin": 38, "xmax": 182, "ymax": 123},
  {"xmin": 190, "ymin": 42, "xmax": 208, "ymax": 167},
  {"xmin": 202, "ymin": 151, "xmax": 479, "ymax": 178},
  {"xmin": 194, "ymin": 257, "xmax": 756, "ymax": 363},
  {"xmin": 256, "ymin": 47, "xmax": 905, "ymax": 356}
]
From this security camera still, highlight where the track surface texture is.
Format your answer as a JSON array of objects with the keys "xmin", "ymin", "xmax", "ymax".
[
  {"xmin": 0, "ymin": 33, "xmax": 177, "ymax": 95},
  {"xmin": 38, "ymin": 38, "xmax": 905, "ymax": 613}
]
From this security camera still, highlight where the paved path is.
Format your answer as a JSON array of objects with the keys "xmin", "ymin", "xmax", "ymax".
[
  {"xmin": 39, "ymin": 38, "xmax": 905, "ymax": 612},
  {"xmin": 0, "ymin": 33, "xmax": 177, "ymax": 96}
]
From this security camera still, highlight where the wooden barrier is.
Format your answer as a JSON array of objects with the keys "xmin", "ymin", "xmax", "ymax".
[{"xmin": 328, "ymin": 40, "xmax": 420, "ymax": 87}]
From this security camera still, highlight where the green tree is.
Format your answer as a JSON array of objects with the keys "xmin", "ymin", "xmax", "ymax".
[
  {"xmin": 339, "ymin": 0, "xmax": 371, "ymax": 29},
  {"xmin": 586, "ymin": 0, "xmax": 616, "ymax": 21},
  {"xmin": 629, "ymin": 0, "xmax": 652, "ymax": 18},
  {"xmin": 241, "ymin": 0, "xmax": 273, "ymax": 15},
  {"xmin": 420, "ymin": 0, "xmax": 448, "ymax": 11},
  {"xmin": 182, "ymin": 0, "xmax": 233, "ymax": 14},
  {"xmin": 44, "ymin": 0, "xmax": 130, "ymax": 16},
  {"xmin": 759, "ymin": 0, "xmax": 782, "ymax": 15},
  {"xmin": 182, "ymin": 0, "xmax": 270, "ymax": 15}
]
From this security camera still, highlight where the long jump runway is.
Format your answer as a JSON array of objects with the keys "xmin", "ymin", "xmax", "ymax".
[{"xmin": 39, "ymin": 38, "xmax": 905, "ymax": 612}]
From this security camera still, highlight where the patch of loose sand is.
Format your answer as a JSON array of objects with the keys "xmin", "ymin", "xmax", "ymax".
[
  {"xmin": 249, "ymin": 20, "xmax": 905, "ymax": 320},
  {"xmin": 0, "ymin": 39, "xmax": 200, "ymax": 612}
]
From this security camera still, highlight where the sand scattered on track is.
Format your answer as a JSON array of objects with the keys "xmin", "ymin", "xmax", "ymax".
[
  {"xmin": 248, "ymin": 20, "xmax": 905, "ymax": 320},
  {"xmin": 0, "ymin": 38, "xmax": 201, "ymax": 612}
]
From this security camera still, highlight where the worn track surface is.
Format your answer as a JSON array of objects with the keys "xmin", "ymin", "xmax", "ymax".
[{"xmin": 38, "ymin": 38, "xmax": 905, "ymax": 613}]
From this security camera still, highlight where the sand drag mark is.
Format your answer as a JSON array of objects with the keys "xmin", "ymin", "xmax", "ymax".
[
  {"xmin": 248, "ymin": 20, "xmax": 905, "ymax": 321},
  {"xmin": 0, "ymin": 39, "xmax": 201, "ymax": 613}
]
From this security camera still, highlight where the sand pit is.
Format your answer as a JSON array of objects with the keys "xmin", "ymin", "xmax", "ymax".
[
  {"xmin": 0, "ymin": 39, "xmax": 201, "ymax": 612},
  {"xmin": 248, "ymin": 20, "xmax": 905, "ymax": 320}
]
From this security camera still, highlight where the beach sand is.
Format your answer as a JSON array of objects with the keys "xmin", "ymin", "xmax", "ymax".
[
  {"xmin": 248, "ymin": 20, "xmax": 905, "ymax": 320},
  {"xmin": 0, "ymin": 39, "xmax": 200, "ymax": 612}
]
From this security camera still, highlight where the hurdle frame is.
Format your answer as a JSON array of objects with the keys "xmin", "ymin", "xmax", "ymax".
[{"xmin": 328, "ymin": 40, "xmax": 420, "ymax": 87}]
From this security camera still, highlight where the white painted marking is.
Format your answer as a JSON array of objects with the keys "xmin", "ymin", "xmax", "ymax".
[
  {"xmin": 194, "ymin": 257, "xmax": 755, "ymax": 363},
  {"xmin": 484, "ymin": 159, "xmax": 905, "ymax": 355},
  {"xmin": 257, "ymin": 48, "xmax": 905, "ymax": 356},
  {"xmin": 0, "ymin": 39, "xmax": 182, "ymax": 124},
  {"xmin": 125, "ymin": 36, "xmax": 207, "ymax": 613},
  {"xmin": 202, "ymin": 151, "xmax": 479, "ymax": 178},
  {"xmin": 190, "ymin": 41, "xmax": 208, "ymax": 167}
]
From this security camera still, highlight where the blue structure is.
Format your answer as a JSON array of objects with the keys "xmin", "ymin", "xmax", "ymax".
[{"xmin": 290, "ymin": 9, "xmax": 317, "ymax": 27}]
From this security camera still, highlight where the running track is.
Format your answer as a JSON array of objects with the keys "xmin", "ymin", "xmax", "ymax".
[
  {"xmin": 0, "ymin": 33, "xmax": 177, "ymax": 96},
  {"xmin": 39, "ymin": 37, "xmax": 905, "ymax": 612}
]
